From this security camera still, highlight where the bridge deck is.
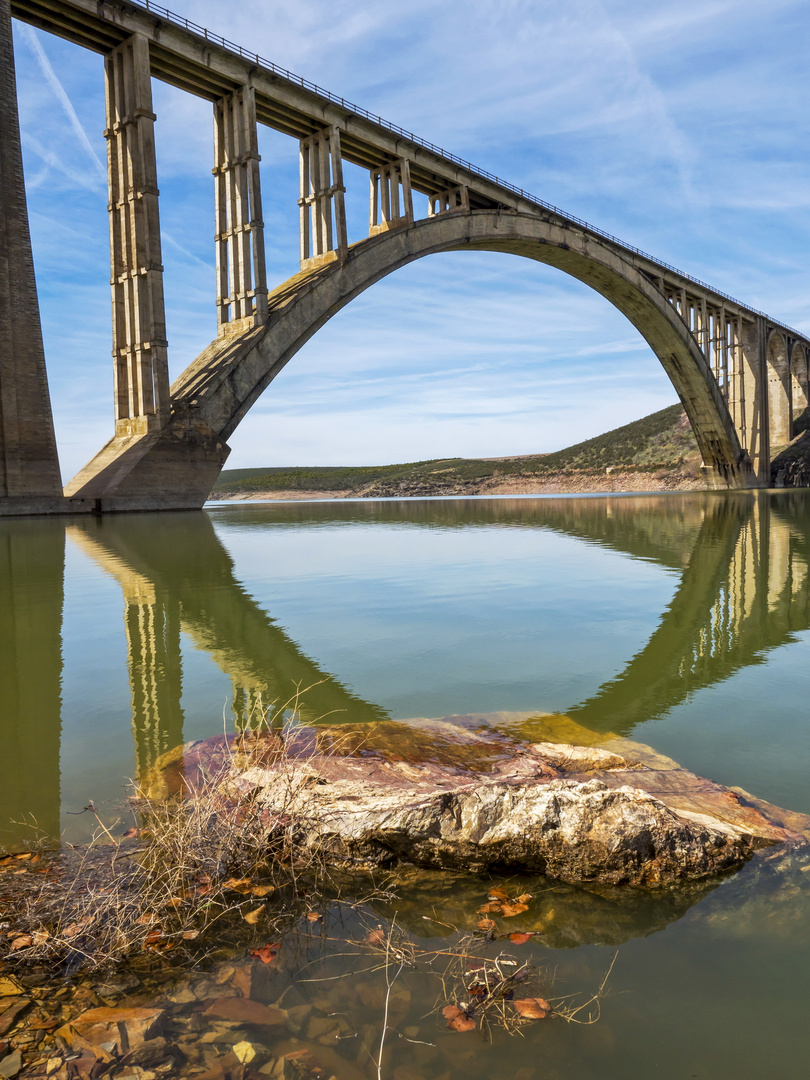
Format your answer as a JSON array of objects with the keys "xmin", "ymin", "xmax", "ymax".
[{"xmin": 10, "ymin": 0, "xmax": 804, "ymax": 339}]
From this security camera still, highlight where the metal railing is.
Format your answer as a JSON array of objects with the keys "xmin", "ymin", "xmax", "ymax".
[{"xmin": 131, "ymin": 0, "xmax": 804, "ymax": 339}]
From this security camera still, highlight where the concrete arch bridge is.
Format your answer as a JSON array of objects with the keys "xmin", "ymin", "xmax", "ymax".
[{"xmin": 2, "ymin": 0, "xmax": 809, "ymax": 514}]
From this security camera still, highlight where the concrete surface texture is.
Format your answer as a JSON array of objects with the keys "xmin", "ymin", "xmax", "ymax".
[{"xmin": 0, "ymin": 0, "xmax": 63, "ymax": 510}]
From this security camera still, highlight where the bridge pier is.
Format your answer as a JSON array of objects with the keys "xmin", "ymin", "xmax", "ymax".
[
  {"xmin": 65, "ymin": 32, "xmax": 230, "ymax": 510},
  {"xmin": 0, "ymin": 0, "xmax": 65, "ymax": 515},
  {"xmin": 214, "ymin": 84, "xmax": 267, "ymax": 333},
  {"xmin": 298, "ymin": 126, "xmax": 348, "ymax": 269},
  {"xmin": 428, "ymin": 185, "xmax": 470, "ymax": 216},
  {"xmin": 105, "ymin": 33, "xmax": 170, "ymax": 439},
  {"xmin": 789, "ymin": 344, "xmax": 808, "ymax": 417},
  {"xmin": 766, "ymin": 330, "xmax": 791, "ymax": 451},
  {"xmin": 369, "ymin": 158, "xmax": 413, "ymax": 235}
]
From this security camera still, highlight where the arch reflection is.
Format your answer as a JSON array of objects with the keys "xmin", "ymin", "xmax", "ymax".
[
  {"xmin": 569, "ymin": 493, "xmax": 810, "ymax": 733},
  {"xmin": 3, "ymin": 491, "xmax": 809, "ymax": 851},
  {"xmin": 69, "ymin": 492, "xmax": 810, "ymax": 772},
  {"xmin": 66, "ymin": 512, "xmax": 387, "ymax": 779}
]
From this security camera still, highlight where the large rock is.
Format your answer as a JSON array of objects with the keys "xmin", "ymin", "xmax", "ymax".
[
  {"xmin": 262, "ymin": 769, "xmax": 748, "ymax": 885},
  {"xmin": 213, "ymin": 716, "xmax": 809, "ymax": 887}
]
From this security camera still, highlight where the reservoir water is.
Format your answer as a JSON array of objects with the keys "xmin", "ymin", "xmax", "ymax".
[{"xmin": 2, "ymin": 490, "xmax": 809, "ymax": 1077}]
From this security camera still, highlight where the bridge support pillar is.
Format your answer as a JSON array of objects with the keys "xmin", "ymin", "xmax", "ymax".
[
  {"xmin": 789, "ymin": 344, "xmax": 808, "ymax": 417},
  {"xmin": 214, "ymin": 84, "xmax": 267, "ymax": 334},
  {"xmin": 428, "ymin": 184, "xmax": 470, "ymax": 216},
  {"xmin": 765, "ymin": 329, "xmax": 791, "ymax": 452},
  {"xmin": 737, "ymin": 317, "xmax": 769, "ymax": 483},
  {"xmin": 369, "ymin": 158, "xmax": 413, "ymax": 235},
  {"xmin": 105, "ymin": 33, "xmax": 170, "ymax": 439},
  {"xmin": 726, "ymin": 314, "xmax": 743, "ymax": 434},
  {"xmin": 0, "ymin": 0, "xmax": 64, "ymax": 513},
  {"xmin": 298, "ymin": 126, "xmax": 347, "ymax": 269}
]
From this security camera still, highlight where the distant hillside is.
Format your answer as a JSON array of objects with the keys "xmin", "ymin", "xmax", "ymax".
[
  {"xmin": 211, "ymin": 403, "xmax": 702, "ymax": 499},
  {"xmin": 532, "ymin": 403, "xmax": 699, "ymax": 473}
]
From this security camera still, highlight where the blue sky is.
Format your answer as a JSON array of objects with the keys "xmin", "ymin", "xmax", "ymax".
[{"xmin": 11, "ymin": 0, "xmax": 810, "ymax": 479}]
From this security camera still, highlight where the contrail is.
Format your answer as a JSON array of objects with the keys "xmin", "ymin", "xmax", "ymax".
[
  {"xmin": 162, "ymin": 230, "xmax": 213, "ymax": 271},
  {"xmin": 22, "ymin": 131, "xmax": 102, "ymax": 193},
  {"xmin": 21, "ymin": 27, "xmax": 221, "ymax": 278},
  {"xmin": 20, "ymin": 23, "xmax": 106, "ymax": 183}
]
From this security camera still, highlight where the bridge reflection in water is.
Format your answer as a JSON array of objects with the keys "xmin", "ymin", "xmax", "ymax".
[
  {"xmin": 65, "ymin": 514, "xmax": 388, "ymax": 780},
  {"xmin": 569, "ymin": 493, "xmax": 810, "ymax": 733},
  {"xmin": 0, "ymin": 519, "xmax": 64, "ymax": 843},
  {"xmin": 73, "ymin": 492, "xmax": 810, "ymax": 757},
  {"xmin": 1, "ymin": 492, "xmax": 809, "ymax": 848}
]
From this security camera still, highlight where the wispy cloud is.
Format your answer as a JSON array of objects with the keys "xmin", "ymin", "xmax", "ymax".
[
  {"xmin": 18, "ymin": 23, "xmax": 106, "ymax": 184},
  {"xmin": 21, "ymin": 131, "xmax": 101, "ymax": 192}
]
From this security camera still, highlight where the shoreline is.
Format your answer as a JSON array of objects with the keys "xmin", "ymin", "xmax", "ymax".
[{"xmin": 213, "ymin": 468, "xmax": 705, "ymax": 502}]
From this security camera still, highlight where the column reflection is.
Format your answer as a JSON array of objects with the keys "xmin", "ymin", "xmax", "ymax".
[
  {"xmin": 67, "ymin": 512, "xmax": 387, "ymax": 778},
  {"xmin": 0, "ymin": 519, "xmax": 64, "ymax": 848}
]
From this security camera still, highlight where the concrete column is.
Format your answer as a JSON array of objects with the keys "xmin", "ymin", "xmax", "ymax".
[
  {"xmin": 105, "ymin": 33, "xmax": 169, "ymax": 437},
  {"xmin": 298, "ymin": 126, "xmax": 347, "ymax": 269},
  {"xmin": 766, "ymin": 329, "xmax": 791, "ymax": 449},
  {"xmin": 214, "ymin": 84, "xmax": 267, "ymax": 333},
  {"xmin": 369, "ymin": 158, "xmax": 413, "ymax": 235},
  {"xmin": 728, "ymin": 316, "xmax": 746, "ymax": 440},
  {"xmin": 0, "ymin": 0, "xmax": 62, "ymax": 503},
  {"xmin": 790, "ymin": 343, "xmax": 808, "ymax": 416},
  {"xmin": 719, "ymin": 307, "xmax": 729, "ymax": 397},
  {"xmin": 428, "ymin": 184, "xmax": 470, "ymax": 216},
  {"xmin": 711, "ymin": 309, "xmax": 721, "ymax": 383},
  {"xmin": 740, "ymin": 316, "xmax": 768, "ymax": 481},
  {"xmin": 699, "ymin": 297, "xmax": 709, "ymax": 359}
]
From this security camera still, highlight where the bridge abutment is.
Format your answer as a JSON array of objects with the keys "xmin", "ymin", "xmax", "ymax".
[{"xmin": 63, "ymin": 413, "xmax": 230, "ymax": 511}]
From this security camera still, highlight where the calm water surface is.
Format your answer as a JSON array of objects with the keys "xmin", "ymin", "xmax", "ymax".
[{"xmin": 2, "ymin": 490, "xmax": 809, "ymax": 1078}]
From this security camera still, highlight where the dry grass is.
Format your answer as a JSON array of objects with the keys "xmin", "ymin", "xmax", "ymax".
[
  {"xmin": 1, "ymin": 711, "xmax": 356, "ymax": 975},
  {"xmin": 2, "ymin": 708, "xmax": 615, "ymax": 1051}
]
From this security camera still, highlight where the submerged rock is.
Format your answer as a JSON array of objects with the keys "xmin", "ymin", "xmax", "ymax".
[{"xmin": 376, "ymin": 865, "xmax": 724, "ymax": 948}]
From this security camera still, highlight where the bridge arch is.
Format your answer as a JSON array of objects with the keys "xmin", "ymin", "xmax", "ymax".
[
  {"xmin": 766, "ymin": 330, "xmax": 791, "ymax": 447},
  {"xmin": 790, "ymin": 342, "xmax": 808, "ymax": 419},
  {"xmin": 173, "ymin": 210, "xmax": 750, "ymax": 489}
]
